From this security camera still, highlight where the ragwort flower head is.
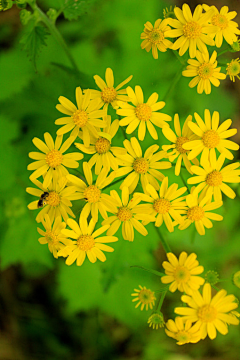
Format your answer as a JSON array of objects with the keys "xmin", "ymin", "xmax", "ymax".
[
  {"xmin": 226, "ymin": 58, "xmax": 240, "ymax": 82},
  {"xmin": 148, "ymin": 312, "xmax": 165, "ymax": 330},
  {"xmin": 165, "ymin": 317, "xmax": 201, "ymax": 345},
  {"xmin": 117, "ymin": 86, "xmax": 171, "ymax": 141},
  {"xmin": 131, "ymin": 285, "xmax": 156, "ymax": 311}
]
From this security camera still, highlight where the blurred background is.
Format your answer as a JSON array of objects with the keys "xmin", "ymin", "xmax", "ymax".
[{"xmin": 0, "ymin": 0, "xmax": 240, "ymax": 359}]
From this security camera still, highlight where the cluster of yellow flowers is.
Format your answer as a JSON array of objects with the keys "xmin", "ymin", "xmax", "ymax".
[{"xmin": 141, "ymin": 3, "xmax": 240, "ymax": 93}]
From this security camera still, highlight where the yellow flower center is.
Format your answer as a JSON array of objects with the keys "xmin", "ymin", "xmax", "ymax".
[
  {"xmin": 198, "ymin": 304, "xmax": 217, "ymax": 322},
  {"xmin": 133, "ymin": 157, "xmax": 149, "ymax": 174},
  {"xmin": 95, "ymin": 137, "xmax": 111, "ymax": 154},
  {"xmin": 227, "ymin": 59, "xmax": 240, "ymax": 76},
  {"xmin": 206, "ymin": 170, "xmax": 223, "ymax": 187},
  {"xmin": 202, "ymin": 130, "xmax": 220, "ymax": 148},
  {"xmin": 175, "ymin": 331, "xmax": 192, "ymax": 344},
  {"xmin": 138, "ymin": 289, "xmax": 155, "ymax": 304},
  {"xmin": 45, "ymin": 149, "xmax": 63, "ymax": 168},
  {"xmin": 211, "ymin": 14, "xmax": 228, "ymax": 30},
  {"xmin": 153, "ymin": 198, "xmax": 171, "ymax": 214},
  {"xmin": 198, "ymin": 62, "xmax": 214, "ymax": 79},
  {"xmin": 187, "ymin": 206, "xmax": 205, "ymax": 221},
  {"xmin": 176, "ymin": 136, "xmax": 189, "ymax": 154},
  {"xmin": 45, "ymin": 230, "xmax": 58, "ymax": 244},
  {"xmin": 183, "ymin": 21, "xmax": 202, "ymax": 39},
  {"xmin": 72, "ymin": 109, "xmax": 88, "ymax": 128},
  {"xmin": 83, "ymin": 185, "xmax": 101, "ymax": 203},
  {"xmin": 117, "ymin": 207, "xmax": 132, "ymax": 221},
  {"xmin": 174, "ymin": 266, "xmax": 190, "ymax": 283},
  {"xmin": 149, "ymin": 29, "xmax": 165, "ymax": 44},
  {"xmin": 77, "ymin": 234, "xmax": 95, "ymax": 251},
  {"xmin": 46, "ymin": 191, "xmax": 60, "ymax": 207},
  {"xmin": 101, "ymin": 87, "xmax": 117, "ymax": 103},
  {"xmin": 135, "ymin": 103, "xmax": 152, "ymax": 121}
]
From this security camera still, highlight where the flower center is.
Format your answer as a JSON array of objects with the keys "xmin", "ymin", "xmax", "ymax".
[
  {"xmin": 101, "ymin": 87, "xmax": 117, "ymax": 103},
  {"xmin": 227, "ymin": 59, "xmax": 240, "ymax": 76},
  {"xmin": 83, "ymin": 185, "xmax": 101, "ymax": 203},
  {"xmin": 153, "ymin": 198, "xmax": 171, "ymax": 214},
  {"xmin": 174, "ymin": 266, "xmax": 190, "ymax": 283},
  {"xmin": 95, "ymin": 137, "xmax": 111, "ymax": 154},
  {"xmin": 46, "ymin": 191, "xmax": 60, "ymax": 207},
  {"xmin": 72, "ymin": 109, "xmax": 88, "ymax": 128},
  {"xmin": 45, "ymin": 230, "xmax": 58, "ymax": 244},
  {"xmin": 176, "ymin": 136, "xmax": 189, "ymax": 154},
  {"xmin": 149, "ymin": 29, "xmax": 165, "ymax": 44},
  {"xmin": 117, "ymin": 207, "xmax": 132, "ymax": 221},
  {"xmin": 135, "ymin": 103, "xmax": 152, "ymax": 121},
  {"xmin": 77, "ymin": 234, "xmax": 95, "ymax": 251},
  {"xmin": 198, "ymin": 304, "xmax": 217, "ymax": 322},
  {"xmin": 198, "ymin": 62, "xmax": 214, "ymax": 79},
  {"xmin": 175, "ymin": 331, "xmax": 192, "ymax": 344},
  {"xmin": 187, "ymin": 206, "xmax": 204, "ymax": 221},
  {"xmin": 45, "ymin": 149, "xmax": 63, "ymax": 168},
  {"xmin": 183, "ymin": 21, "xmax": 202, "ymax": 39},
  {"xmin": 133, "ymin": 157, "xmax": 149, "ymax": 174},
  {"xmin": 138, "ymin": 289, "xmax": 155, "ymax": 304},
  {"xmin": 206, "ymin": 170, "xmax": 223, "ymax": 187},
  {"xmin": 202, "ymin": 130, "xmax": 220, "ymax": 148},
  {"xmin": 211, "ymin": 14, "xmax": 228, "ymax": 30}
]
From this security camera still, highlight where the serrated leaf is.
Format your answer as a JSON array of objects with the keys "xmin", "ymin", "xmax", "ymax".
[{"xmin": 61, "ymin": 0, "xmax": 94, "ymax": 21}]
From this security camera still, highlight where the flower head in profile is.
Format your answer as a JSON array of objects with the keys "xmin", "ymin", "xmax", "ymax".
[
  {"xmin": 182, "ymin": 50, "xmax": 226, "ymax": 94},
  {"xmin": 28, "ymin": 133, "xmax": 83, "ymax": 188},
  {"xmin": 131, "ymin": 285, "xmax": 156, "ymax": 311},
  {"xmin": 140, "ymin": 19, "xmax": 172, "ymax": 59},
  {"xmin": 175, "ymin": 283, "xmax": 240, "ymax": 340},
  {"xmin": 117, "ymin": 86, "xmax": 171, "ymax": 141},
  {"xmin": 55, "ymin": 87, "xmax": 106, "ymax": 145},
  {"xmin": 148, "ymin": 312, "xmax": 165, "ymax": 330},
  {"xmin": 115, "ymin": 137, "xmax": 171, "ymax": 194},
  {"xmin": 58, "ymin": 217, "xmax": 118, "ymax": 266},
  {"xmin": 226, "ymin": 58, "xmax": 240, "ymax": 82},
  {"xmin": 233, "ymin": 271, "xmax": 240, "ymax": 289},
  {"xmin": 161, "ymin": 252, "xmax": 205, "ymax": 294},
  {"xmin": 165, "ymin": 317, "xmax": 201, "ymax": 345},
  {"xmin": 163, "ymin": 6, "xmax": 176, "ymax": 20},
  {"xmin": 162, "ymin": 114, "xmax": 199, "ymax": 175}
]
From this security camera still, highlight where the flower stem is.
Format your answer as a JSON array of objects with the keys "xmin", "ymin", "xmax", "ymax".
[
  {"xmin": 154, "ymin": 226, "xmax": 171, "ymax": 253},
  {"xmin": 171, "ymin": 49, "xmax": 186, "ymax": 66},
  {"xmin": 155, "ymin": 290, "xmax": 167, "ymax": 312},
  {"xmin": 163, "ymin": 65, "xmax": 184, "ymax": 102},
  {"xmin": 218, "ymin": 48, "xmax": 230, "ymax": 57},
  {"xmin": 179, "ymin": 171, "xmax": 190, "ymax": 194},
  {"xmin": 130, "ymin": 265, "xmax": 165, "ymax": 277}
]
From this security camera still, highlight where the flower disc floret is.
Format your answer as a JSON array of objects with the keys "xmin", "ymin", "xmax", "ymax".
[
  {"xmin": 149, "ymin": 29, "xmax": 164, "ymax": 43},
  {"xmin": 133, "ymin": 157, "xmax": 149, "ymax": 174},
  {"xmin": 198, "ymin": 63, "xmax": 214, "ymax": 79},
  {"xmin": 202, "ymin": 130, "xmax": 220, "ymax": 148},
  {"xmin": 117, "ymin": 207, "xmax": 133, "ymax": 221},
  {"xmin": 233, "ymin": 271, "xmax": 240, "ymax": 289},
  {"xmin": 101, "ymin": 87, "xmax": 117, "ymax": 103},
  {"xmin": 95, "ymin": 137, "xmax": 111, "ymax": 154},
  {"xmin": 83, "ymin": 185, "xmax": 101, "ymax": 203},
  {"xmin": 211, "ymin": 14, "xmax": 228, "ymax": 30},
  {"xmin": 135, "ymin": 103, "xmax": 152, "ymax": 121},
  {"xmin": 131, "ymin": 285, "xmax": 156, "ymax": 311},
  {"xmin": 45, "ymin": 150, "xmax": 63, "ymax": 168},
  {"xmin": 148, "ymin": 312, "xmax": 165, "ymax": 330},
  {"xmin": 206, "ymin": 171, "xmax": 223, "ymax": 187},
  {"xmin": 175, "ymin": 136, "xmax": 189, "ymax": 154},
  {"xmin": 77, "ymin": 235, "xmax": 95, "ymax": 251},
  {"xmin": 198, "ymin": 305, "xmax": 217, "ymax": 322},
  {"xmin": 187, "ymin": 206, "xmax": 205, "ymax": 221},
  {"xmin": 72, "ymin": 109, "xmax": 88, "ymax": 128},
  {"xmin": 183, "ymin": 21, "xmax": 202, "ymax": 39},
  {"xmin": 47, "ymin": 191, "xmax": 60, "ymax": 207},
  {"xmin": 153, "ymin": 198, "xmax": 171, "ymax": 214}
]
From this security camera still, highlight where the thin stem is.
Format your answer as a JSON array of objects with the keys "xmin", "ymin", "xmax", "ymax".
[
  {"xmin": 155, "ymin": 290, "xmax": 167, "ymax": 312},
  {"xmin": 118, "ymin": 115, "xmax": 127, "ymax": 140},
  {"xmin": 171, "ymin": 49, "xmax": 186, "ymax": 66},
  {"xmin": 218, "ymin": 48, "xmax": 230, "ymax": 57},
  {"xmin": 104, "ymin": 175, "xmax": 125, "ymax": 190},
  {"xmin": 154, "ymin": 226, "xmax": 171, "ymax": 253},
  {"xmin": 212, "ymin": 284, "xmax": 220, "ymax": 291},
  {"xmin": 163, "ymin": 65, "xmax": 184, "ymax": 102},
  {"xmin": 179, "ymin": 171, "xmax": 190, "ymax": 194},
  {"xmin": 130, "ymin": 265, "xmax": 165, "ymax": 277}
]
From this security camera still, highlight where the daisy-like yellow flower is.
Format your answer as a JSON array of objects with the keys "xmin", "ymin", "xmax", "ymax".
[
  {"xmin": 148, "ymin": 312, "xmax": 165, "ymax": 330},
  {"xmin": 182, "ymin": 50, "xmax": 226, "ymax": 94},
  {"xmin": 161, "ymin": 252, "xmax": 205, "ymax": 294},
  {"xmin": 55, "ymin": 87, "xmax": 106, "ymax": 145},
  {"xmin": 117, "ymin": 86, "xmax": 171, "ymax": 141},
  {"xmin": 26, "ymin": 177, "xmax": 79, "ymax": 223},
  {"xmin": 226, "ymin": 58, "xmax": 240, "ymax": 82},
  {"xmin": 37, "ymin": 214, "xmax": 72, "ymax": 258},
  {"xmin": 28, "ymin": 133, "xmax": 83, "ymax": 188},
  {"xmin": 115, "ymin": 137, "xmax": 171, "ymax": 194},
  {"xmin": 175, "ymin": 283, "xmax": 240, "ymax": 340},
  {"xmin": 162, "ymin": 114, "xmax": 199, "ymax": 175},
  {"xmin": 183, "ymin": 109, "xmax": 239, "ymax": 163},
  {"xmin": 58, "ymin": 217, "xmax": 118, "ymax": 266},
  {"xmin": 203, "ymin": 5, "xmax": 240, "ymax": 47},
  {"xmin": 131, "ymin": 285, "xmax": 156, "ymax": 311},
  {"xmin": 188, "ymin": 153, "xmax": 240, "ymax": 201},
  {"xmin": 165, "ymin": 317, "xmax": 201, "ymax": 345},
  {"xmin": 67, "ymin": 162, "xmax": 117, "ymax": 223},
  {"xmin": 165, "ymin": 4, "xmax": 216, "ymax": 58},
  {"xmin": 101, "ymin": 186, "xmax": 155, "ymax": 242},
  {"xmin": 89, "ymin": 68, "xmax": 133, "ymax": 111},
  {"xmin": 178, "ymin": 191, "xmax": 223, "ymax": 235},
  {"xmin": 75, "ymin": 115, "xmax": 126, "ymax": 175},
  {"xmin": 134, "ymin": 179, "xmax": 187, "ymax": 233},
  {"xmin": 140, "ymin": 19, "xmax": 172, "ymax": 59}
]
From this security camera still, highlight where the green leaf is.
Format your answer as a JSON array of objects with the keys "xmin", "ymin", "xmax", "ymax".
[{"xmin": 61, "ymin": 0, "xmax": 95, "ymax": 21}]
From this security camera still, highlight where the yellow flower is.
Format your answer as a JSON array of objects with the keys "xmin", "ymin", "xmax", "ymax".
[
  {"xmin": 140, "ymin": 19, "xmax": 172, "ymax": 59},
  {"xmin": 55, "ymin": 87, "xmax": 106, "ymax": 145},
  {"xmin": 182, "ymin": 50, "xmax": 226, "ymax": 94},
  {"xmin": 89, "ymin": 68, "xmax": 133, "ymax": 111},
  {"xmin": 75, "ymin": 115, "xmax": 126, "ymax": 175},
  {"xmin": 226, "ymin": 58, "xmax": 240, "ymax": 82},
  {"xmin": 58, "ymin": 217, "xmax": 118, "ymax": 266},
  {"xmin": 178, "ymin": 191, "xmax": 223, "ymax": 235},
  {"xmin": 67, "ymin": 162, "xmax": 117, "ymax": 222},
  {"xmin": 28, "ymin": 133, "xmax": 83, "ymax": 188},
  {"xmin": 115, "ymin": 137, "xmax": 172, "ymax": 194},
  {"xmin": 134, "ymin": 178, "xmax": 187, "ymax": 232},
  {"xmin": 188, "ymin": 153, "xmax": 240, "ymax": 201},
  {"xmin": 161, "ymin": 252, "xmax": 205, "ymax": 294},
  {"xmin": 101, "ymin": 186, "xmax": 154, "ymax": 242},
  {"xmin": 148, "ymin": 312, "xmax": 165, "ymax": 330},
  {"xmin": 131, "ymin": 285, "xmax": 156, "ymax": 311},
  {"xmin": 26, "ymin": 177, "xmax": 79, "ymax": 223},
  {"xmin": 203, "ymin": 5, "xmax": 240, "ymax": 47},
  {"xmin": 162, "ymin": 114, "xmax": 199, "ymax": 175},
  {"xmin": 175, "ymin": 283, "xmax": 240, "ymax": 340},
  {"xmin": 165, "ymin": 317, "xmax": 201, "ymax": 345},
  {"xmin": 117, "ymin": 86, "xmax": 171, "ymax": 141},
  {"xmin": 183, "ymin": 109, "xmax": 239, "ymax": 163},
  {"xmin": 163, "ymin": 6, "xmax": 176, "ymax": 20},
  {"xmin": 37, "ymin": 214, "xmax": 72, "ymax": 258},
  {"xmin": 165, "ymin": 4, "xmax": 216, "ymax": 58},
  {"xmin": 233, "ymin": 271, "xmax": 240, "ymax": 289}
]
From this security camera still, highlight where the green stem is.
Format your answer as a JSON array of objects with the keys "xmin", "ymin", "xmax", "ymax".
[
  {"xmin": 212, "ymin": 284, "xmax": 220, "ymax": 291},
  {"xmin": 154, "ymin": 226, "xmax": 171, "ymax": 253},
  {"xmin": 130, "ymin": 265, "xmax": 165, "ymax": 277},
  {"xmin": 163, "ymin": 65, "xmax": 184, "ymax": 102},
  {"xmin": 155, "ymin": 290, "xmax": 167, "ymax": 312},
  {"xmin": 218, "ymin": 48, "xmax": 230, "ymax": 57},
  {"xmin": 179, "ymin": 172, "xmax": 190, "ymax": 194},
  {"xmin": 104, "ymin": 175, "xmax": 125, "ymax": 190},
  {"xmin": 171, "ymin": 49, "xmax": 186, "ymax": 66}
]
